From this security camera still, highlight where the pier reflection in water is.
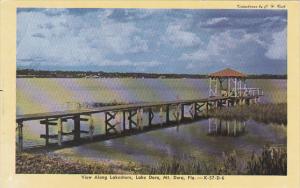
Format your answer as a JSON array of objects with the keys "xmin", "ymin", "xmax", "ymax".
[{"xmin": 207, "ymin": 118, "xmax": 246, "ymax": 137}]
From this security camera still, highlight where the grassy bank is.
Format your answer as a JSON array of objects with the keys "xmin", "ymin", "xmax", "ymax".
[
  {"xmin": 16, "ymin": 145, "xmax": 286, "ymax": 175},
  {"xmin": 208, "ymin": 103, "xmax": 287, "ymax": 125},
  {"xmin": 16, "ymin": 153, "xmax": 143, "ymax": 174}
]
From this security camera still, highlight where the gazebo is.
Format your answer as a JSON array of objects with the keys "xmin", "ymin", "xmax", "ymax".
[{"xmin": 208, "ymin": 68, "xmax": 247, "ymax": 97}]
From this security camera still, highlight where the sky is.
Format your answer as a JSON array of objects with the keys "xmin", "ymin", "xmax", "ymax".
[{"xmin": 17, "ymin": 9, "xmax": 287, "ymax": 74}]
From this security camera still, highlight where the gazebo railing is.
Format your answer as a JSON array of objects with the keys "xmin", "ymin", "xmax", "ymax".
[{"xmin": 237, "ymin": 88, "xmax": 263, "ymax": 97}]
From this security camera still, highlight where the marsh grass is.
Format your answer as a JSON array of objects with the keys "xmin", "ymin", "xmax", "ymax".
[
  {"xmin": 208, "ymin": 103, "xmax": 287, "ymax": 125},
  {"xmin": 16, "ymin": 145, "xmax": 286, "ymax": 175},
  {"xmin": 246, "ymin": 145, "xmax": 287, "ymax": 175},
  {"xmin": 145, "ymin": 155, "xmax": 218, "ymax": 175},
  {"xmin": 144, "ymin": 145, "xmax": 287, "ymax": 175}
]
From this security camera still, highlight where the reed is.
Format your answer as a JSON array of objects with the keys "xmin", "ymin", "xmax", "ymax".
[
  {"xmin": 208, "ymin": 103, "xmax": 287, "ymax": 125},
  {"xmin": 246, "ymin": 145, "xmax": 287, "ymax": 175},
  {"xmin": 144, "ymin": 145, "xmax": 287, "ymax": 175},
  {"xmin": 16, "ymin": 146, "xmax": 286, "ymax": 175}
]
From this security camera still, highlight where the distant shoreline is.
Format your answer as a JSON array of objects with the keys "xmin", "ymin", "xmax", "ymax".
[{"xmin": 17, "ymin": 69, "xmax": 287, "ymax": 79}]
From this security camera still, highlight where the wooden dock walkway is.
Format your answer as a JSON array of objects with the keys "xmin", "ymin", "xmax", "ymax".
[{"xmin": 16, "ymin": 95, "xmax": 261, "ymax": 151}]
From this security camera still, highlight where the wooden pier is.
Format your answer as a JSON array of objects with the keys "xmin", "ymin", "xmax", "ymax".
[
  {"xmin": 16, "ymin": 68, "xmax": 264, "ymax": 151},
  {"xmin": 16, "ymin": 95, "xmax": 262, "ymax": 151}
]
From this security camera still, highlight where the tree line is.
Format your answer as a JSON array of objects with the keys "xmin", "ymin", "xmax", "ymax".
[{"xmin": 17, "ymin": 69, "xmax": 287, "ymax": 79}]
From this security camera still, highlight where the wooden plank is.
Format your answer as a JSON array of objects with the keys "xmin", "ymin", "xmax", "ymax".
[
  {"xmin": 16, "ymin": 96, "xmax": 262, "ymax": 122},
  {"xmin": 40, "ymin": 131, "xmax": 75, "ymax": 139}
]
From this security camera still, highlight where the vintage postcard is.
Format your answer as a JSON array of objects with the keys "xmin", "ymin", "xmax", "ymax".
[{"xmin": 0, "ymin": 0, "xmax": 299, "ymax": 188}]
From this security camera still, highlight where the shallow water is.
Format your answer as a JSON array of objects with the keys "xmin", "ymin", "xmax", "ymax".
[
  {"xmin": 16, "ymin": 78, "xmax": 287, "ymax": 164},
  {"xmin": 17, "ymin": 78, "xmax": 286, "ymax": 115},
  {"xmin": 52, "ymin": 119, "xmax": 286, "ymax": 165}
]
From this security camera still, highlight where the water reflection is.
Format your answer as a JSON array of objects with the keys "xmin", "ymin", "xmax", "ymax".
[{"xmin": 208, "ymin": 118, "xmax": 246, "ymax": 137}]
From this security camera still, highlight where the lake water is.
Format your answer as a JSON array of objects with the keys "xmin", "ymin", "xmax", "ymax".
[{"xmin": 16, "ymin": 78, "xmax": 287, "ymax": 165}]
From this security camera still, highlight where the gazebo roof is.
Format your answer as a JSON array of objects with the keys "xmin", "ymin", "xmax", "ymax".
[{"xmin": 209, "ymin": 68, "xmax": 247, "ymax": 78}]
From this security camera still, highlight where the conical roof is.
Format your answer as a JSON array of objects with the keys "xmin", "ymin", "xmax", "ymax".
[{"xmin": 209, "ymin": 68, "xmax": 246, "ymax": 78}]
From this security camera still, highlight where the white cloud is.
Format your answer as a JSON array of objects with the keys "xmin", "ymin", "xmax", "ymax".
[
  {"xmin": 180, "ymin": 31, "xmax": 238, "ymax": 61},
  {"xmin": 180, "ymin": 30, "xmax": 266, "ymax": 62},
  {"xmin": 96, "ymin": 18, "xmax": 148, "ymax": 54},
  {"xmin": 163, "ymin": 22, "xmax": 202, "ymax": 48},
  {"xmin": 206, "ymin": 17, "xmax": 228, "ymax": 25},
  {"xmin": 265, "ymin": 28, "xmax": 287, "ymax": 60},
  {"xmin": 17, "ymin": 9, "xmax": 150, "ymax": 68},
  {"xmin": 95, "ymin": 60, "xmax": 161, "ymax": 67}
]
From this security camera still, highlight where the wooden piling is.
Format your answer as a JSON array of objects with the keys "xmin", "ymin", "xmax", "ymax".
[
  {"xmin": 234, "ymin": 120, "xmax": 237, "ymax": 136},
  {"xmin": 17, "ymin": 122, "xmax": 23, "ymax": 152},
  {"xmin": 181, "ymin": 104, "xmax": 184, "ymax": 121},
  {"xmin": 128, "ymin": 111, "xmax": 132, "ymax": 129},
  {"xmin": 208, "ymin": 119, "xmax": 211, "ymax": 133},
  {"xmin": 105, "ymin": 112, "xmax": 108, "ymax": 133},
  {"xmin": 57, "ymin": 118, "xmax": 62, "ymax": 146},
  {"xmin": 193, "ymin": 103, "xmax": 196, "ymax": 119},
  {"xmin": 176, "ymin": 104, "xmax": 180, "ymax": 123},
  {"xmin": 74, "ymin": 115, "xmax": 80, "ymax": 141},
  {"xmin": 88, "ymin": 115, "xmax": 94, "ymax": 140},
  {"xmin": 148, "ymin": 108, "xmax": 153, "ymax": 126},
  {"xmin": 166, "ymin": 105, "xmax": 170, "ymax": 124},
  {"xmin": 140, "ymin": 108, "xmax": 143, "ymax": 130},
  {"xmin": 136, "ymin": 108, "xmax": 143, "ymax": 130},
  {"xmin": 159, "ymin": 106, "xmax": 163, "ymax": 126},
  {"xmin": 123, "ymin": 111, "xmax": 126, "ymax": 131},
  {"xmin": 45, "ymin": 118, "xmax": 49, "ymax": 146},
  {"xmin": 227, "ymin": 121, "xmax": 230, "ymax": 135}
]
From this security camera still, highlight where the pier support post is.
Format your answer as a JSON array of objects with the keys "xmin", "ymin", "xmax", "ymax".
[
  {"xmin": 227, "ymin": 121, "xmax": 230, "ymax": 135},
  {"xmin": 137, "ymin": 108, "xmax": 143, "ymax": 130},
  {"xmin": 45, "ymin": 118, "xmax": 49, "ymax": 146},
  {"xmin": 17, "ymin": 122, "xmax": 23, "ymax": 152},
  {"xmin": 245, "ymin": 99, "xmax": 250, "ymax": 105},
  {"xmin": 181, "ymin": 104, "xmax": 185, "ymax": 122},
  {"xmin": 140, "ymin": 108, "xmax": 143, "ymax": 130},
  {"xmin": 177, "ymin": 104, "xmax": 180, "ymax": 123},
  {"xmin": 208, "ymin": 119, "xmax": 211, "ymax": 134},
  {"xmin": 57, "ymin": 118, "xmax": 62, "ymax": 146},
  {"xmin": 189, "ymin": 103, "xmax": 196, "ymax": 119},
  {"xmin": 166, "ymin": 105, "xmax": 170, "ymax": 124},
  {"xmin": 148, "ymin": 108, "xmax": 154, "ymax": 126},
  {"xmin": 105, "ymin": 112, "xmax": 108, "ymax": 132},
  {"xmin": 88, "ymin": 115, "xmax": 94, "ymax": 140},
  {"xmin": 128, "ymin": 110, "xmax": 137, "ymax": 130},
  {"xmin": 206, "ymin": 102, "xmax": 209, "ymax": 116},
  {"xmin": 74, "ymin": 115, "xmax": 80, "ymax": 141},
  {"xmin": 159, "ymin": 106, "xmax": 164, "ymax": 126},
  {"xmin": 123, "ymin": 111, "xmax": 126, "ymax": 131},
  {"xmin": 193, "ymin": 103, "xmax": 196, "ymax": 119},
  {"xmin": 234, "ymin": 120, "xmax": 237, "ymax": 136}
]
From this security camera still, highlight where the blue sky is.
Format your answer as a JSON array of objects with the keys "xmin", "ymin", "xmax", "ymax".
[{"xmin": 17, "ymin": 9, "xmax": 287, "ymax": 74}]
